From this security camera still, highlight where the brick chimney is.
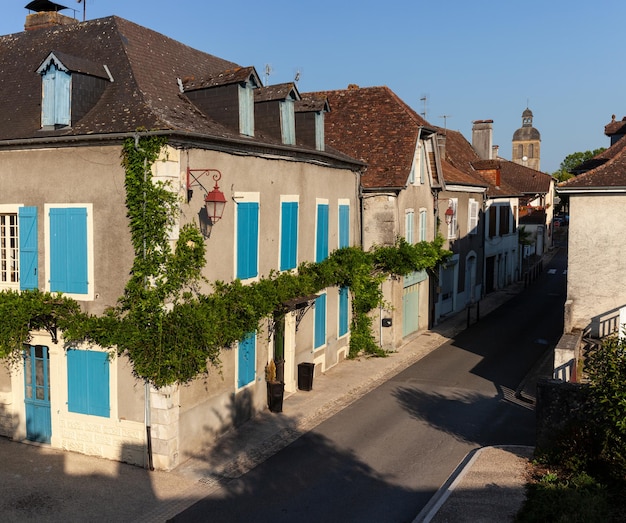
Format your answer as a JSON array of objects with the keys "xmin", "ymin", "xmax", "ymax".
[
  {"xmin": 472, "ymin": 120, "xmax": 493, "ymax": 160},
  {"xmin": 25, "ymin": 0, "xmax": 78, "ymax": 31},
  {"xmin": 25, "ymin": 11, "xmax": 77, "ymax": 30}
]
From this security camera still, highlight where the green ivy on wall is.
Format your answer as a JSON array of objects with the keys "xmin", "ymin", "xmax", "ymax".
[{"xmin": 0, "ymin": 136, "xmax": 450, "ymax": 388}]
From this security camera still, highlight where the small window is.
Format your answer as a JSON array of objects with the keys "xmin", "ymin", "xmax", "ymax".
[
  {"xmin": 405, "ymin": 210, "xmax": 415, "ymax": 244},
  {"xmin": 419, "ymin": 209, "xmax": 428, "ymax": 241},
  {"xmin": 447, "ymin": 199, "xmax": 458, "ymax": 240},
  {"xmin": 0, "ymin": 212, "xmax": 19, "ymax": 288},
  {"xmin": 468, "ymin": 199, "xmax": 479, "ymax": 235}
]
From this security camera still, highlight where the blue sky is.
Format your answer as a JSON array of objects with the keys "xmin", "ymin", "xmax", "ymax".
[{"xmin": 3, "ymin": 0, "xmax": 625, "ymax": 173}]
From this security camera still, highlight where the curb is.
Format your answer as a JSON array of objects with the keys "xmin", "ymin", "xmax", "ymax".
[{"xmin": 413, "ymin": 447, "xmax": 482, "ymax": 523}]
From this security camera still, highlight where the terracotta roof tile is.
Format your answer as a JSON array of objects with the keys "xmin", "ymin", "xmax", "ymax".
[
  {"xmin": 306, "ymin": 85, "xmax": 428, "ymax": 188},
  {"xmin": 561, "ymin": 134, "xmax": 626, "ymax": 189}
]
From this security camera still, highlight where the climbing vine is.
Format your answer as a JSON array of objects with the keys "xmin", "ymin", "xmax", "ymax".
[{"xmin": 0, "ymin": 136, "xmax": 450, "ymax": 387}]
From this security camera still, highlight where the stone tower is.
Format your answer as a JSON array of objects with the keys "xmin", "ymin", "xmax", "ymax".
[{"xmin": 512, "ymin": 108, "xmax": 541, "ymax": 171}]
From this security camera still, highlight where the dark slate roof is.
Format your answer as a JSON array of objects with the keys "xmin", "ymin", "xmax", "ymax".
[
  {"xmin": 255, "ymin": 83, "xmax": 300, "ymax": 102},
  {"xmin": 0, "ymin": 16, "xmax": 364, "ymax": 168},
  {"xmin": 306, "ymin": 85, "xmax": 430, "ymax": 189},
  {"xmin": 295, "ymin": 95, "xmax": 329, "ymax": 113},
  {"xmin": 40, "ymin": 50, "xmax": 109, "ymax": 78},
  {"xmin": 182, "ymin": 66, "xmax": 259, "ymax": 91},
  {"xmin": 0, "ymin": 16, "xmax": 244, "ymax": 139},
  {"xmin": 560, "ymin": 134, "xmax": 626, "ymax": 190}
]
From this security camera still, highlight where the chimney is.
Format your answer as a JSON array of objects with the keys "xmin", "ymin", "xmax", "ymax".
[
  {"xmin": 492, "ymin": 145, "xmax": 499, "ymax": 159},
  {"xmin": 472, "ymin": 120, "xmax": 493, "ymax": 160},
  {"xmin": 25, "ymin": 1, "xmax": 78, "ymax": 31}
]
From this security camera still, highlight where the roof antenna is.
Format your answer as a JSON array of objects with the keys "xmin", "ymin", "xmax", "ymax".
[
  {"xmin": 77, "ymin": 0, "xmax": 85, "ymax": 22},
  {"xmin": 439, "ymin": 114, "xmax": 452, "ymax": 130},
  {"xmin": 264, "ymin": 64, "xmax": 272, "ymax": 87},
  {"xmin": 420, "ymin": 95, "xmax": 428, "ymax": 120}
]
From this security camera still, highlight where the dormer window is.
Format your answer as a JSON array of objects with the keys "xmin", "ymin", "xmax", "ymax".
[
  {"xmin": 38, "ymin": 59, "xmax": 71, "ymax": 128},
  {"xmin": 36, "ymin": 51, "xmax": 112, "ymax": 131}
]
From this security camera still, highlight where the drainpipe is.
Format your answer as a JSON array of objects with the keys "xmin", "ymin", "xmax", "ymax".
[
  {"xmin": 145, "ymin": 382, "xmax": 154, "ymax": 471},
  {"xmin": 135, "ymin": 133, "xmax": 155, "ymax": 471}
]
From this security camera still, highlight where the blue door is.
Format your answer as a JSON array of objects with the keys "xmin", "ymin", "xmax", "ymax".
[{"xmin": 24, "ymin": 345, "xmax": 51, "ymax": 443}]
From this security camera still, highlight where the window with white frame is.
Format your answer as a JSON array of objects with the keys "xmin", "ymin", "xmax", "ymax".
[
  {"xmin": 46, "ymin": 204, "xmax": 93, "ymax": 299},
  {"xmin": 235, "ymin": 193, "xmax": 260, "ymax": 280},
  {"xmin": 67, "ymin": 349, "xmax": 110, "ymax": 418},
  {"xmin": 0, "ymin": 211, "xmax": 19, "ymax": 288},
  {"xmin": 419, "ymin": 209, "xmax": 428, "ymax": 241},
  {"xmin": 405, "ymin": 209, "xmax": 415, "ymax": 244},
  {"xmin": 468, "ymin": 199, "xmax": 479, "ymax": 235},
  {"xmin": 447, "ymin": 199, "xmax": 458, "ymax": 240},
  {"xmin": 279, "ymin": 197, "xmax": 299, "ymax": 271},
  {"xmin": 315, "ymin": 200, "xmax": 329, "ymax": 262},
  {"xmin": 338, "ymin": 200, "xmax": 350, "ymax": 249}
]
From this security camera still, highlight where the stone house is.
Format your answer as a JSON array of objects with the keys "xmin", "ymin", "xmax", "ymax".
[
  {"xmin": 0, "ymin": 13, "xmax": 363, "ymax": 469},
  {"xmin": 555, "ymin": 116, "xmax": 626, "ymax": 379}
]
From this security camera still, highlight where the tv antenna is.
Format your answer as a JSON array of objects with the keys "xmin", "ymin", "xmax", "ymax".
[
  {"xmin": 77, "ymin": 0, "xmax": 86, "ymax": 22},
  {"xmin": 419, "ymin": 95, "xmax": 428, "ymax": 120},
  {"xmin": 439, "ymin": 115, "xmax": 452, "ymax": 129},
  {"xmin": 264, "ymin": 64, "xmax": 272, "ymax": 86}
]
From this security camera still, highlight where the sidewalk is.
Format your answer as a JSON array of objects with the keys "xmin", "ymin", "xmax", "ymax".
[{"xmin": 0, "ymin": 276, "xmax": 550, "ymax": 522}]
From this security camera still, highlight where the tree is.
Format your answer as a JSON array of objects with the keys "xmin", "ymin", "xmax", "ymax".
[{"xmin": 556, "ymin": 148, "xmax": 607, "ymax": 176}]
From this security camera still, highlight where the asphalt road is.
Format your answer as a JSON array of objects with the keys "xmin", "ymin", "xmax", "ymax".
[{"xmin": 171, "ymin": 248, "xmax": 567, "ymax": 523}]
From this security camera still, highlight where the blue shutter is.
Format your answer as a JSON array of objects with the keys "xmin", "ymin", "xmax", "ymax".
[
  {"xmin": 339, "ymin": 205, "xmax": 349, "ymax": 249},
  {"xmin": 280, "ymin": 202, "xmax": 298, "ymax": 271},
  {"xmin": 87, "ymin": 352, "xmax": 110, "ymax": 417},
  {"xmin": 316, "ymin": 204, "xmax": 329, "ymax": 262},
  {"xmin": 237, "ymin": 202, "xmax": 259, "ymax": 279},
  {"xmin": 67, "ymin": 350, "xmax": 109, "ymax": 418},
  {"xmin": 339, "ymin": 286, "xmax": 349, "ymax": 337},
  {"xmin": 42, "ymin": 66, "xmax": 56, "ymax": 127},
  {"xmin": 50, "ymin": 208, "xmax": 88, "ymax": 294},
  {"xmin": 314, "ymin": 293, "xmax": 327, "ymax": 348},
  {"xmin": 19, "ymin": 207, "xmax": 38, "ymax": 290},
  {"xmin": 238, "ymin": 332, "xmax": 256, "ymax": 388},
  {"xmin": 55, "ymin": 69, "xmax": 71, "ymax": 126}
]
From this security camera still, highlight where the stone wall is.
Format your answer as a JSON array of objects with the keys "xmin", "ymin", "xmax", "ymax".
[{"xmin": 535, "ymin": 378, "xmax": 593, "ymax": 453}]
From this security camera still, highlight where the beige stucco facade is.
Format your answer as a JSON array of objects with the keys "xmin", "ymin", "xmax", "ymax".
[
  {"xmin": 0, "ymin": 141, "xmax": 360, "ymax": 470},
  {"xmin": 565, "ymin": 193, "xmax": 626, "ymax": 335}
]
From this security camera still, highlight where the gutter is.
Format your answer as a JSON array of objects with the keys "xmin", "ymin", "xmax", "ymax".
[{"xmin": 0, "ymin": 130, "xmax": 366, "ymax": 171}]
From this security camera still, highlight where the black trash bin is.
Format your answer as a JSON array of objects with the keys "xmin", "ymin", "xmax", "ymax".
[{"xmin": 298, "ymin": 362, "xmax": 315, "ymax": 391}]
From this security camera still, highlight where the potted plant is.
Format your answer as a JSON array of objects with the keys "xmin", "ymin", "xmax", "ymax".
[{"xmin": 265, "ymin": 359, "xmax": 284, "ymax": 413}]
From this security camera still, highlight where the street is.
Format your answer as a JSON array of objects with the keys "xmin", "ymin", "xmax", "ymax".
[{"xmin": 171, "ymin": 247, "xmax": 567, "ymax": 523}]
